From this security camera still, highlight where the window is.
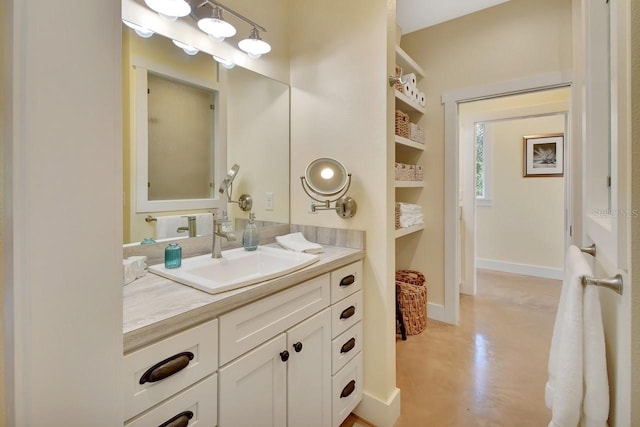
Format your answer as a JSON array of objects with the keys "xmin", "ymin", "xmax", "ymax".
[{"xmin": 475, "ymin": 122, "xmax": 492, "ymax": 206}]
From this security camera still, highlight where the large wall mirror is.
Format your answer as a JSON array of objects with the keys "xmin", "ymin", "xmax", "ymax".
[{"xmin": 123, "ymin": 20, "xmax": 290, "ymax": 244}]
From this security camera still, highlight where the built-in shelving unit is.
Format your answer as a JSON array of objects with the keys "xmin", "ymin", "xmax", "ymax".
[
  {"xmin": 395, "ymin": 135, "xmax": 425, "ymax": 151},
  {"xmin": 394, "ymin": 224, "xmax": 424, "ymax": 239},
  {"xmin": 395, "ymin": 181, "xmax": 424, "ymax": 188},
  {"xmin": 393, "ymin": 46, "xmax": 425, "ymax": 242}
]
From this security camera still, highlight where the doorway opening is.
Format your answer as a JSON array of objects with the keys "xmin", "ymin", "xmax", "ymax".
[{"xmin": 459, "ymin": 88, "xmax": 570, "ymax": 296}]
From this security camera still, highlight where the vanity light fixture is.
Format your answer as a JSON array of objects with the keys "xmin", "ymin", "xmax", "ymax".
[
  {"xmin": 213, "ymin": 55, "xmax": 235, "ymax": 69},
  {"xmin": 145, "ymin": 0, "xmax": 191, "ymax": 21},
  {"xmin": 197, "ymin": 6, "xmax": 237, "ymax": 42},
  {"xmin": 123, "ymin": 20, "xmax": 154, "ymax": 38},
  {"xmin": 172, "ymin": 40, "xmax": 200, "ymax": 55},
  {"xmin": 238, "ymin": 27, "xmax": 271, "ymax": 59}
]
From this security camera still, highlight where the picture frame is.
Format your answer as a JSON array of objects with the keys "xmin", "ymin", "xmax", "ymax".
[{"xmin": 523, "ymin": 133, "xmax": 564, "ymax": 177}]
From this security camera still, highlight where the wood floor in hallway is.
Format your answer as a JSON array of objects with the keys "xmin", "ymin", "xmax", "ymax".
[{"xmin": 343, "ymin": 269, "xmax": 562, "ymax": 427}]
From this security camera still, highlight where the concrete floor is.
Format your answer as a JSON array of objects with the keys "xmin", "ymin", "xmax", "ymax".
[{"xmin": 342, "ymin": 269, "xmax": 562, "ymax": 427}]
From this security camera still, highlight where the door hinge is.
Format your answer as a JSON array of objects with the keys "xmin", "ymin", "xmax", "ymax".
[
  {"xmin": 147, "ymin": 88, "xmax": 150, "ymax": 94},
  {"xmin": 570, "ymin": 225, "xmax": 573, "ymax": 237},
  {"xmin": 210, "ymin": 104, "xmax": 215, "ymax": 110},
  {"xmin": 607, "ymin": 176, "xmax": 612, "ymax": 188}
]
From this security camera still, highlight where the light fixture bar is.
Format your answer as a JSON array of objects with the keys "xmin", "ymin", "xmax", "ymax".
[{"xmin": 196, "ymin": 0, "xmax": 267, "ymax": 33}]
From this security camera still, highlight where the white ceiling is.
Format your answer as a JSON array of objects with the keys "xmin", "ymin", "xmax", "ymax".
[{"xmin": 396, "ymin": 0, "xmax": 512, "ymax": 34}]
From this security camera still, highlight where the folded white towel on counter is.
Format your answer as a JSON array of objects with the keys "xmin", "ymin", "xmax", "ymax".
[
  {"xmin": 546, "ymin": 245, "xmax": 609, "ymax": 427},
  {"xmin": 276, "ymin": 232, "xmax": 324, "ymax": 254}
]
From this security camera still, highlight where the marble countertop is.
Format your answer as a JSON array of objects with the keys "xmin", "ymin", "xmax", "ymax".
[{"xmin": 123, "ymin": 245, "xmax": 364, "ymax": 354}]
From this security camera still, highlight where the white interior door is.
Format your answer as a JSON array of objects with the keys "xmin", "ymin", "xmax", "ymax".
[{"xmin": 578, "ymin": 0, "xmax": 631, "ymax": 425}]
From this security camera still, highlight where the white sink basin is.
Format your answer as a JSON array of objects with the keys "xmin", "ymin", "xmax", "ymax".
[{"xmin": 148, "ymin": 246, "xmax": 320, "ymax": 294}]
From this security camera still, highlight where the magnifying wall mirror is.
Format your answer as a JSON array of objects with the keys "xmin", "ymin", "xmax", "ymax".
[
  {"xmin": 300, "ymin": 158, "xmax": 357, "ymax": 218},
  {"xmin": 219, "ymin": 164, "xmax": 253, "ymax": 212}
]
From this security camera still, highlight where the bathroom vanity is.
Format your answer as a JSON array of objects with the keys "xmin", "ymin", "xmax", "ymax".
[{"xmin": 123, "ymin": 245, "xmax": 364, "ymax": 427}]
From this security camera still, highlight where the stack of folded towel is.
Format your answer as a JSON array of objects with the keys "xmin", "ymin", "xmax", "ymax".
[
  {"xmin": 276, "ymin": 232, "xmax": 323, "ymax": 254},
  {"xmin": 396, "ymin": 202, "xmax": 423, "ymax": 229}
]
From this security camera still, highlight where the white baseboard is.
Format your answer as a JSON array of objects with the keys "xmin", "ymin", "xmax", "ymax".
[
  {"xmin": 476, "ymin": 258, "xmax": 563, "ymax": 280},
  {"xmin": 353, "ymin": 388, "xmax": 401, "ymax": 427},
  {"xmin": 427, "ymin": 302, "xmax": 445, "ymax": 322}
]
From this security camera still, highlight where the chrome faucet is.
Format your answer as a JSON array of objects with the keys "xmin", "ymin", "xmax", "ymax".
[
  {"xmin": 212, "ymin": 211, "xmax": 236, "ymax": 258},
  {"xmin": 177, "ymin": 216, "xmax": 197, "ymax": 238}
]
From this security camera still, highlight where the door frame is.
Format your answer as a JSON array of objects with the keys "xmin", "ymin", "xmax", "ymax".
[{"xmin": 441, "ymin": 71, "xmax": 573, "ymax": 324}]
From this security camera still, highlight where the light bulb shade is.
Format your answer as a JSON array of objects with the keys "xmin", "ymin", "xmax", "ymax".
[
  {"xmin": 213, "ymin": 55, "xmax": 235, "ymax": 69},
  {"xmin": 198, "ymin": 18, "xmax": 236, "ymax": 39},
  {"xmin": 238, "ymin": 38, "xmax": 271, "ymax": 56},
  {"xmin": 144, "ymin": 0, "xmax": 191, "ymax": 18},
  {"xmin": 172, "ymin": 40, "xmax": 199, "ymax": 55},
  {"xmin": 122, "ymin": 20, "xmax": 154, "ymax": 38},
  {"xmin": 238, "ymin": 27, "xmax": 271, "ymax": 57}
]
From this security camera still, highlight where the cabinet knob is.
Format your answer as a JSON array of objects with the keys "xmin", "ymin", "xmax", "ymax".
[
  {"xmin": 339, "ymin": 274, "xmax": 356, "ymax": 287},
  {"xmin": 158, "ymin": 410, "xmax": 193, "ymax": 427},
  {"xmin": 340, "ymin": 306, "xmax": 356, "ymax": 320},
  {"xmin": 280, "ymin": 350, "xmax": 290, "ymax": 362},
  {"xmin": 293, "ymin": 342, "xmax": 303, "ymax": 353},
  {"xmin": 139, "ymin": 352, "xmax": 194, "ymax": 385}
]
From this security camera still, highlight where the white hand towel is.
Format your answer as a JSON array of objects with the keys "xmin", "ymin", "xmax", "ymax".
[
  {"xmin": 546, "ymin": 245, "xmax": 609, "ymax": 427},
  {"xmin": 276, "ymin": 232, "xmax": 323, "ymax": 254},
  {"xmin": 195, "ymin": 213, "xmax": 214, "ymax": 236},
  {"xmin": 155, "ymin": 215, "xmax": 184, "ymax": 239}
]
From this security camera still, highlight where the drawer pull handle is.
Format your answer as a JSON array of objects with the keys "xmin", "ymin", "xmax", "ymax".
[
  {"xmin": 139, "ymin": 352, "xmax": 194, "ymax": 385},
  {"xmin": 339, "ymin": 274, "xmax": 356, "ymax": 287},
  {"xmin": 280, "ymin": 350, "xmax": 290, "ymax": 362},
  {"xmin": 340, "ymin": 306, "xmax": 356, "ymax": 320},
  {"xmin": 159, "ymin": 410, "xmax": 193, "ymax": 427},
  {"xmin": 340, "ymin": 338, "xmax": 356, "ymax": 354},
  {"xmin": 340, "ymin": 380, "xmax": 356, "ymax": 399},
  {"xmin": 293, "ymin": 342, "xmax": 303, "ymax": 353}
]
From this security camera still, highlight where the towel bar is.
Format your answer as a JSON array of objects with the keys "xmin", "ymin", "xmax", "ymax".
[
  {"xmin": 579, "ymin": 243, "xmax": 596, "ymax": 257},
  {"xmin": 581, "ymin": 274, "xmax": 623, "ymax": 295}
]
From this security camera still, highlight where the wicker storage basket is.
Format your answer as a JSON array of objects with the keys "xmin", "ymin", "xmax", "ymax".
[
  {"xmin": 394, "ymin": 65, "xmax": 404, "ymax": 92},
  {"xmin": 395, "ymin": 110, "xmax": 409, "ymax": 138},
  {"xmin": 396, "ymin": 270, "xmax": 426, "ymax": 286},
  {"xmin": 409, "ymin": 123, "xmax": 425, "ymax": 144},
  {"xmin": 415, "ymin": 165, "xmax": 424, "ymax": 181},
  {"xmin": 395, "ymin": 280, "xmax": 427, "ymax": 335},
  {"xmin": 395, "ymin": 162, "xmax": 415, "ymax": 181},
  {"xmin": 395, "ymin": 203, "xmax": 401, "ymax": 229}
]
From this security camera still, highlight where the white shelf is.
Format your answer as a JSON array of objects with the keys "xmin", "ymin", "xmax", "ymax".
[
  {"xmin": 395, "ymin": 90, "xmax": 425, "ymax": 114},
  {"xmin": 395, "ymin": 46, "xmax": 425, "ymax": 78},
  {"xmin": 395, "ymin": 180, "xmax": 424, "ymax": 188},
  {"xmin": 395, "ymin": 135, "xmax": 425, "ymax": 150},
  {"xmin": 394, "ymin": 224, "xmax": 424, "ymax": 239}
]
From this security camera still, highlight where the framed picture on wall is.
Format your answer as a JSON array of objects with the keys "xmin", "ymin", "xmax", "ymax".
[{"xmin": 523, "ymin": 133, "xmax": 564, "ymax": 177}]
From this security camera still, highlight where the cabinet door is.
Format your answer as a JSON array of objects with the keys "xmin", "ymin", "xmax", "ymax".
[
  {"xmin": 287, "ymin": 308, "xmax": 332, "ymax": 427},
  {"xmin": 218, "ymin": 334, "xmax": 287, "ymax": 427}
]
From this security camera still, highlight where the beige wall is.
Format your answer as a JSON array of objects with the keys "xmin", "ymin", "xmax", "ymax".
[
  {"xmin": 476, "ymin": 115, "xmax": 565, "ymax": 271},
  {"xmin": 1, "ymin": 0, "xmax": 6, "ymax": 420},
  {"xmin": 225, "ymin": 67, "xmax": 290, "ymax": 224},
  {"xmin": 400, "ymin": 0, "xmax": 573, "ymax": 305},
  {"xmin": 288, "ymin": 0, "xmax": 398, "ymax": 422}
]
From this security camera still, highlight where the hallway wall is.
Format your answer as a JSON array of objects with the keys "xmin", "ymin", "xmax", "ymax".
[{"xmin": 476, "ymin": 115, "xmax": 565, "ymax": 277}]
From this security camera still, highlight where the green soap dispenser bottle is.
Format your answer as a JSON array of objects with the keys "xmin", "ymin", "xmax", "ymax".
[{"xmin": 242, "ymin": 213, "xmax": 259, "ymax": 251}]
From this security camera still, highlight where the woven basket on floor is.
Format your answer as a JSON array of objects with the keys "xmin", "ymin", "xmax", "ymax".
[
  {"xmin": 396, "ymin": 270, "xmax": 426, "ymax": 287},
  {"xmin": 395, "ymin": 280, "xmax": 427, "ymax": 335}
]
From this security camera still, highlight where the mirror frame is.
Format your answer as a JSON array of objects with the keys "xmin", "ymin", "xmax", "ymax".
[{"xmin": 132, "ymin": 56, "xmax": 226, "ymax": 212}]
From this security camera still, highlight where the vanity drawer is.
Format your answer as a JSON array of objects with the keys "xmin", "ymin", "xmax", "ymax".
[
  {"xmin": 124, "ymin": 319, "xmax": 218, "ymax": 421},
  {"xmin": 219, "ymin": 273, "xmax": 330, "ymax": 365},
  {"xmin": 332, "ymin": 352, "xmax": 363, "ymax": 427},
  {"xmin": 125, "ymin": 373, "xmax": 217, "ymax": 427},
  {"xmin": 331, "ymin": 290, "xmax": 362, "ymax": 339},
  {"xmin": 331, "ymin": 321, "xmax": 362, "ymax": 375},
  {"xmin": 330, "ymin": 261, "xmax": 362, "ymax": 304}
]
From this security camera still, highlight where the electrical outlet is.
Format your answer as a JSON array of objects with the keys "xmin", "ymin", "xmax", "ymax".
[{"xmin": 265, "ymin": 192, "xmax": 274, "ymax": 210}]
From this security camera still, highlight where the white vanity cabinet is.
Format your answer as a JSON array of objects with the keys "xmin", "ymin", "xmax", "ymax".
[
  {"xmin": 123, "ymin": 319, "xmax": 219, "ymax": 426},
  {"xmin": 218, "ymin": 260, "xmax": 364, "ymax": 427}
]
